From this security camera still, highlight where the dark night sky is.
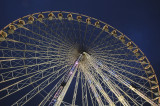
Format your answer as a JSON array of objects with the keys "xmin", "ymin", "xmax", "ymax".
[{"xmin": 0, "ymin": 0, "xmax": 160, "ymax": 87}]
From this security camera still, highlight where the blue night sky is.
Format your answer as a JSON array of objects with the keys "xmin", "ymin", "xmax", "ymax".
[{"xmin": 0, "ymin": 0, "xmax": 160, "ymax": 90}]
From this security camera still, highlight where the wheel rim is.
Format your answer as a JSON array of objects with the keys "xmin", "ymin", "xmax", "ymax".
[{"xmin": 0, "ymin": 11, "xmax": 159, "ymax": 106}]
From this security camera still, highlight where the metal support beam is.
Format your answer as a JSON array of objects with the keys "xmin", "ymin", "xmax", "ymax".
[
  {"xmin": 48, "ymin": 54, "xmax": 82, "ymax": 106},
  {"xmin": 85, "ymin": 53, "xmax": 130, "ymax": 106}
]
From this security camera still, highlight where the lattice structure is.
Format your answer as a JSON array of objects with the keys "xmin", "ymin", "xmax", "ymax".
[{"xmin": 0, "ymin": 11, "xmax": 159, "ymax": 106}]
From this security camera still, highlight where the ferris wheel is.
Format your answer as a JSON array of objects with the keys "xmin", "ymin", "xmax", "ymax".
[{"xmin": 0, "ymin": 11, "xmax": 159, "ymax": 106}]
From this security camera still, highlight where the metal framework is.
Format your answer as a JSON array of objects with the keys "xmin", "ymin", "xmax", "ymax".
[{"xmin": 0, "ymin": 11, "xmax": 159, "ymax": 106}]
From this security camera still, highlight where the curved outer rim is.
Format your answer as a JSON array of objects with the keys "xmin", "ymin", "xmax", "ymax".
[{"xmin": 0, "ymin": 10, "xmax": 159, "ymax": 103}]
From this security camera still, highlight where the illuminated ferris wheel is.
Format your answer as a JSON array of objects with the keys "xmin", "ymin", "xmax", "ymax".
[{"xmin": 0, "ymin": 11, "xmax": 159, "ymax": 106}]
